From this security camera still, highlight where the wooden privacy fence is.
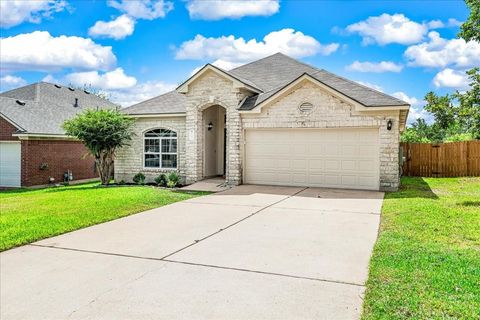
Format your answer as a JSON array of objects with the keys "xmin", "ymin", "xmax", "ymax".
[{"xmin": 401, "ymin": 140, "xmax": 480, "ymax": 177}]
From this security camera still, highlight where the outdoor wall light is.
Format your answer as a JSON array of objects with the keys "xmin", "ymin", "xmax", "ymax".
[
  {"xmin": 207, "ymin": 122, "xmax": 213, "ymax": 131},
  {"xmin": 387, "ymin": 119, "xmax": 393, "ymax": 131}
]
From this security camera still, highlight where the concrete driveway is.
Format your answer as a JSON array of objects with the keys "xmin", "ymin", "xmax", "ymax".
[{"xmin": 1, "ymin": 185, "xmax": 382, "ymax": 320}]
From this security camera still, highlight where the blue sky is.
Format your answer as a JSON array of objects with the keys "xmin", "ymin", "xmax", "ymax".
[{"xmin": 0, "ymin": 0, "xmax": 476, "ymax": 123}]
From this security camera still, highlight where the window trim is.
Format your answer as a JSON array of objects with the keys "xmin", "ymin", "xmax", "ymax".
[{"xmin": 143, "ymin": 129, "xmax": 178, "ymax": 170}]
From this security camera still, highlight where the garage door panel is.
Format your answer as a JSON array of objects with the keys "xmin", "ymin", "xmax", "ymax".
[
  {"xmin": 341, "ymin": 160, "xmax": 356, "ymax": 171},
  {"xmin": 358, "ymin": 146, "xmax": 377, "ymax": 157},
  {"xmin": 341, "ymin": 175, "xmax": 356, "ymax": 186},
  {"xmin": 358, "ymin": 176, "xmax": 376, "ymax": 187},
  {"xmin": 308, "ymin": 159, "xmax": 324, "ymax": 170},
  {"xmin": 0, "ymin": 142, "xmax": 21, "ymax": 187},
  {"xmin": 245, "ymin": 129, "xmax": 380, "ymax": 190}
]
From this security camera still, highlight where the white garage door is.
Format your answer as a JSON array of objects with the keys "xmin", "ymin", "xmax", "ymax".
[
  {"xmin": 244, "ymin": 128, "xmax": 380, "ymax": 190},
  {"xmin": 0, "ymin": 142, "xmax": 21, "ymax": 187}
]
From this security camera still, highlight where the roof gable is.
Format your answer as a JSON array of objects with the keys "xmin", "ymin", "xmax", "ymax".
[
  {"xmin": 176, "ymin": 64, "xmax": 262, "ymax": 94},
  {"xmin": 240, "ymin": 73, "xmax": 410, "ymax": 113}
]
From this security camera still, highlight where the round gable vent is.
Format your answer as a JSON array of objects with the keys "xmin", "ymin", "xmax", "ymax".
[{"xmin": 298, "ymin": 102, "xmax": 314, "ymax": 114}]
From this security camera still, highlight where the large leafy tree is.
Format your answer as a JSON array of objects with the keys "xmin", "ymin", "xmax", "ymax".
[
  {"xmin": 63, "ymin": 109, "xmax": 134, "ymax": 185},
  {"xmin": 458, "ymin": 0, "xmax": 480, "ymax": 42},
  {"xmin": 456, "ymin": 68, "xmax": 480, "ymax": 139}
]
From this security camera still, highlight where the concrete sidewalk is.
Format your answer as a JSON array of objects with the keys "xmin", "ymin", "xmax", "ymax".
[{"xmin": 1, "ymin": 185, "xmax": 382, "ymax": 320}]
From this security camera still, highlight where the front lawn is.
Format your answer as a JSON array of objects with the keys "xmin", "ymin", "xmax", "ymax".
[
  {"xmin": 362, "ymin": 177, "xmax": 480, "ymax": 319},
  {"xmin": 0, "ymin": 183, "xmax": 206, "ymax": 251}
]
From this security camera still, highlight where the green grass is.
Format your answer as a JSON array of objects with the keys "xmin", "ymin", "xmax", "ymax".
[
  {"xmin": 0, "ymin": 183, "xmax": 207, "ymax": 251},
  {"xmin": 362, "ymin": 177, "xmax": 480, "ymax": 320}
]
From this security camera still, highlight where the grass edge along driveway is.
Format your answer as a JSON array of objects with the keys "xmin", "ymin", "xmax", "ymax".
[
  {"xmin": 0, "ymin": 183, "xmax": 207, "ymax": 251},
  {"xmin": 362, "ymin": 177, "xmax": 480, "ymax": 320}
]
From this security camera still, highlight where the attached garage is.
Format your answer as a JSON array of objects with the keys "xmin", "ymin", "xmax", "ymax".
[
  {"xmin": 0, "ymin": 142, "xmax": 21, "ymax": 188},
  {"xmin": 244, "ymin": 128, "xmax": 380, "ymax": 190}
]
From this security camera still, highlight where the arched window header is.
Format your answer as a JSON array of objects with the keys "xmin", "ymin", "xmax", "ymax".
[{"xmin": 145, "ymin": 129, "xmax": 177, "ymax": 137}]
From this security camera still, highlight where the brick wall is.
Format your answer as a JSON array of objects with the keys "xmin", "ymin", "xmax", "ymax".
[
  {"xmin": 21, "ymin": 139, "xmax": 97, "ymax": 186},
  {"xmin": 0, "ymin": 117, "xmax": 19, "ymax": 141}
]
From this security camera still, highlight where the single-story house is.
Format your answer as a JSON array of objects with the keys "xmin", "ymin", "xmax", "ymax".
[
  {"xmin": 0, "ymin": 82, "xmax": 117, "ymax": 187},
  {"xmin": 116, "ymin": 53, "xmax": 410, "ymax": 191}
]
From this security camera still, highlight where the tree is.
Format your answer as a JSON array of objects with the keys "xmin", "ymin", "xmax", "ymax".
[
  {"xmin": 455, "ymin": 68, "xmax": 480, "ymax": 139},
  {"xmin": 63, "ymin": 109, "xmax": 134, "ymax": 185},
  {"xmin": 423, "ymin": 92, "xmax": 459, "ymax": 131},
  {"xmin": 458, "ymin": 0, "xmax": 480, "ymax": 42},
  {"xmin": 70, "ymin": 83, "xmax": 111, "ymax": 101}
]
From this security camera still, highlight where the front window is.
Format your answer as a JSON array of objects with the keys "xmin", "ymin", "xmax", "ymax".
[{"xmin": 144, "ymin": 129, "xmax": 177, "ymax": 168}]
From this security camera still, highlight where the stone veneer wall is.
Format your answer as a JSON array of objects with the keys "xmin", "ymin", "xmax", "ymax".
[
  {"xmin": 184, "ymin": 70, "xmax": 248, "ymax": 185},
  {"xmin": 114, "ymin": 117, "xmax": 186, "ymax": 183},
  {"xmin": 240, "ymin": 80, "xmax": 401, "ymax": 191}
]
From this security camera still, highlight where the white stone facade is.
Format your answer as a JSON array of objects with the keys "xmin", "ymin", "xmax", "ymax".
[
  {"xmin": 241, "ymin": 80, "xmax": 400, "ymax": 191},
  {"xmin": 114, "ymin": 117, "xmax": 186, "ymax": 184},
  {"xmin": 115, "ymin": 74, "xmax": 401, "ymax": 190}
]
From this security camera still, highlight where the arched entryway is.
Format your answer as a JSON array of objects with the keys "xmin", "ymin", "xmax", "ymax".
[{"xmin": 202, "ymin": 104, "xmax": 226, "ymax": 178}]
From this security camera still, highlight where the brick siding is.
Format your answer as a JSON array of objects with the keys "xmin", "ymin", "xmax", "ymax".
[
  {"xmin": 0, "ymin": 117, "xmax": 19, "ymax": 141},
  {"xmin": 21, "ymin": 139, "xmax": 97, "ymax": 186}
]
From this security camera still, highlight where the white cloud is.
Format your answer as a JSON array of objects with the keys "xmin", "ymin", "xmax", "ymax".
[
  {"xmin": 391, "ymin": 91, "xmax": 421, "ymax": 106},
  {"xmin": 175, "ymin": 28, "xmax": 339, "ymax": 66},
  {"xmin": 433, "ymin": 68, "xmax": 469, "ymax": 89},
  {"xmin": 427, "ymin": 18, "xmax": 462, "ymax": 29},
  {"xmin": 41, "ymin": 74, "xmax": 60, "ymax": 83},
  {"xmin": 107, "ymin": 0, "xmax": 173, "ymax": 20},
  {"xmin": 0, "ymin": 75, "xmax": 27, "ymax": 91},
  {"xmin": 186, "ymin": 0, "xmax": 279, "ymax": 20},
  {"xmin": 109, "ymin": 81, "xmax": 176, "ymax": 107},
  {"xmin": 65, "ymin": 68, "xmax": 137, "ymax": 90},
  {"xmin": 346, "ymin": 13, "xmax": 428, "ymax": 45},
  {"xmin": 391, "ymin": 91, "xmax": 431, "ymax": 124},
  {"xmin": 346, "ymin": 61, "xmax": 403, "ymax": 73},
  {"xmin": 404, "ymin": 31, "xmax": 480, "ymax": 68},
  {"xmin": 88, "ymin": 15, "xmax": 135, "ymax": 40},
  {"xmin": 0, "ymin": 31, "xmax": 116, "ymax": 72},
  {"xmin": 0, "ymin": 0, "xmax": 67, "ymax": 28},
  {"xmin": 427, "ymin": 20, "xmax": 444, "ymax": 29},
  {"xmin": 447, "ymin": 18, "xmax": 462, "ymax": 27},
  {"xmin": 354, "ymin": 81, "xmax": 384, "ymax": 92},
  {"xmin": 43, "ymin": 69, "xmax": 175, "ymax": 107}
]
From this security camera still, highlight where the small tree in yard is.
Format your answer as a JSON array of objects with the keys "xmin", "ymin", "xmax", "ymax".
[{"xmin": 63, "ymin": 109, "xmax": 134, "ymax": 185}]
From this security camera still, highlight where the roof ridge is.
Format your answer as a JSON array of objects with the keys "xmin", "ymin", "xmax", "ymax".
[
  {"xmin": 315, "ymin": 69, "xmax": 409, "ymax": 105},
  {"xmin": 229, "ymin": 53, "xmax": 283, "ymax": 72},
  {"xmin": 274, "ymin": 52, "xmax": 320, "ymax": 72}
]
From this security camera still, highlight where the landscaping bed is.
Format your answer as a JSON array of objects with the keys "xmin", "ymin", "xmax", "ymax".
[
  {"xmin": 362, "ymin": 177, "xmax": 480, "ymax": 319},
  {"xmin": 0, "ymin": 182, "xmax": 207, "ymax": 251}
]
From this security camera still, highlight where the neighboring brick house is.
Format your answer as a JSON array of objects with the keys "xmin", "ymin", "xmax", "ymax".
[
  {"xmin": 0, "ymin": 82, "xmax": 117, "ymax": 187},
  {"xmin": 116, "ymin": 53, "xmax": 410, "ymax": 191}
]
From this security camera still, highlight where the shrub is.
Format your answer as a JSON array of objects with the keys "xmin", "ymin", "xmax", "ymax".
[
  {"xmin": 118, "ymin": 179, "xmax": 126, "ymax": 185},
  {"xmin": 167, "ymin": 172, "xmax": 180, "ymax": 188},
  {"xmin": 133, "ymin": 172, "xmax": 146, "ymax": 185},
  {"xmin": 154, "ymin": 174, "xmax": 168, "ymax": 187},
  {"xmin": 444, "ymin": 132, "xmax": 475, "ymax": 142}
]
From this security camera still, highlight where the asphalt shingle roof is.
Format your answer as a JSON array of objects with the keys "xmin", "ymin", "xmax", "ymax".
[
  {"xmin": 0, "ymin": 82, "xmax": 117, "ymax": 135},
  {"xmin": 122, "ymin": 91, "xmax": 187, "ymax": 115},
  {"xmin": 122, "ymin": 53, "xmax": 410, "ymax": 115}
]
